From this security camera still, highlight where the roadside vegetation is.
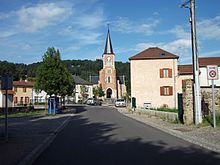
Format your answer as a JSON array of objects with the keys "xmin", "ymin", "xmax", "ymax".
[
  {"xmin": 154, "ymin": 107, "xmax": 178, "ymax": 113},
  {"xmin": 202, "ymin": 115, "xmax": 220, "ymax": 127},
  {"xmin": 0, "ymin": 110, "xmax": 46, "ymax": 119}
]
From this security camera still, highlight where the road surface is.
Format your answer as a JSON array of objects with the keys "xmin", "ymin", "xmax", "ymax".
[{"xmin": 33, "ymin": 105, "xmax": 220, "ymax": 165}]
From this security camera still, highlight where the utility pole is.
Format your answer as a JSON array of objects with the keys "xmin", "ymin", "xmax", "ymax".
[{"xmin": 182, "ymin": 0, "xmax": 202, "ymax": 124}]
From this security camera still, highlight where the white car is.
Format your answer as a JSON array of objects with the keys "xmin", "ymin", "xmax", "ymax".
[
  {"xmin": 87, "ymin": 98, "xmax": 102, "ymax": 106},
  {"xmin": 115, "ymin": 99, "xmax": 126, "ymax": 107}
]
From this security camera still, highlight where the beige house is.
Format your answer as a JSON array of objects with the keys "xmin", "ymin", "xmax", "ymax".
[
  {"xmin": 13, "ymin": 80, "xmax": 34, "ymax": 106},
  {"xmin": 129, "ymin": 47, "xmax": 179, "ymax": 109},
  {"xmin": 130, "ymin": 47, "xmax": 220, "ymax": 109}
]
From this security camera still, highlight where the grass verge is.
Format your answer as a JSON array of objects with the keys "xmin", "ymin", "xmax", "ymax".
[{"xmin": 0, "ymin": 110, "xmax": 46, "ymax": 119}]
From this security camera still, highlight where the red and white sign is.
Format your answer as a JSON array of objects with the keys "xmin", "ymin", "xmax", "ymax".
[{"xmin": 207, "ymin": 65, "xmax": 219, "ymax": 80}]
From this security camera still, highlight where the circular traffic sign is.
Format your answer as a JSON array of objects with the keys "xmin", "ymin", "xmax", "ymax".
[{"xmin": 209, "ymin": 70, "xmax": 216, "ymax": 78}]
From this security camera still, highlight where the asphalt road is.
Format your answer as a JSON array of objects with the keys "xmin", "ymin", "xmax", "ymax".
[{"xmin": 33, "ymin": 106, "xmax": 220, "ymax": 165}]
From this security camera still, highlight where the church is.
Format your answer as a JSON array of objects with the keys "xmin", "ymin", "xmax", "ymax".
[{"xmin": 90, "ymin": 28, "xmax": 127, "ymax": 100}]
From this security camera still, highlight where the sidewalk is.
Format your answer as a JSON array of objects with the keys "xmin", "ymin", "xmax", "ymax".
[
  {"xmin": 0, "ymin": 112, "xmax": 74, "ymax": 165},
  {"xmin": 117, "ymin": 107, "xmax": 220, "ymax": 153}
]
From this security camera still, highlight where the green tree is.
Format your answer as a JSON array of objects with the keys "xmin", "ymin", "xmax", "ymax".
[
  {"xmin": 98, "ymin": 86, "xmax": 105, "ymax": 97},
  {"xmin": 93, "ymin": 86, "xmax": 105, "ymax": 98},
  {"xmin": 93, "ymin": 87, "xmax": 99, "ymax": 98},
  {"xmin": 35, "ymin": 47, "xmax": 74, "ymax": 99},
  {"xmin": 80, "ymin": 85, "xmax": 88, "ymax": 104}
]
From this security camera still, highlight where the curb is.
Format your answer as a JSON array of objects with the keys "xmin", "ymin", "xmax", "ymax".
[
  {"xmin": 18, "ymin": 115, "xmax": 73, "ymax": 165},
  {"xmin": 117, "ymin": 109, "xmax": 220, "ymax": 153}
]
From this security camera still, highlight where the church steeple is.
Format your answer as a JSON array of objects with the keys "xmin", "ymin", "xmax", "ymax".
[{"xmin": 104, "ymin": 26, "xmax": 114, "ymax": 54}]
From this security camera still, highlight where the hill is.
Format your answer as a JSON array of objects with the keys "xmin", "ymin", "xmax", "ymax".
[{"xmin": 0, "ymin": 59, "xmax": 130, "ymax": 94}]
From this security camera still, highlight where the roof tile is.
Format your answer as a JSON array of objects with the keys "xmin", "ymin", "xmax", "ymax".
[{"xmin": 129, "ymin": 47, "xmax": 179, "ymax": 60}]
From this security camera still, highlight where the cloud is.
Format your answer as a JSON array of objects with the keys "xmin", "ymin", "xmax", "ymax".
[
  {"xmin": 111, "ymin": 17, "xmax": 159, "ymax": 35},
  {"xmin": 135, "ymin": 39, "xmax": 191, "ymax": 53},
  {"xmin": 133, "ymin": 39, "xmax": 192, "ymax": 63},
  {"xmin": 73, "ymin": 8, "xmax": 105, "ymax": 29},
  {"xmin": 197, "ymin": 15, "xmax": 220, "ymax": 40},
  {"xmin": 168, "ymin": 25, "xmax": 190, "ymax": 39},
  {"xmin": 16, "ymin": 3, "xmax": 73, "ymax": 32},
  {"xmin": 169, "ymin": 15, "xmax": 220, "ymax": 41},
  {"xmin": 0, "ymin": 12, "xmax": 10, "ymax": 20},
  {"xmin": 0, "ymin": 31, "xmax": 17, "ymax": 38}
]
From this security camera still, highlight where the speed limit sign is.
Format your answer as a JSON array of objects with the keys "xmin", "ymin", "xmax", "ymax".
[{"xmin": 207, "ymin": 65, "xmax": 218, "ymax": 80}]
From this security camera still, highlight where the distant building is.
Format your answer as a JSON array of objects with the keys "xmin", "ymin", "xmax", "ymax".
[
  {"xmin": 32, "ymin": 90, "xmax": 47, "ymax": 104},
  {"xmin": 13, "ymin": 80, "xmax": 34, "ymax": 106},
  {"xmin": 90, "ymin": 28, "xmax": 127, "ymax": 99},
  {"xmin": 72, "ymin": 75, "xmax": 93, "ymax": 103},
  {"xmin": 0, "ymin": 88, "xmax": 14, "ymax": 109}
]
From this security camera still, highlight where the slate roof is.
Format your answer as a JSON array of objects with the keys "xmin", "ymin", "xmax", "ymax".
[
  {"xmin": 72, "ymin": 75, "xmax": 93, "ymax": 85},
  {"xmin": 89, "ymin": 75, "xmax": 125, "ymax": 84},
  {"xmin": 89, "ymin": 75, "xmax": 99, "ymax": 84},
  {"xmin": 104, "ymin": 29, "xmax": 114, "ymax": 54},
  {"xmin": 129, "ymin": 47, "xmax": 179, "ymax": 60},
  {"xmin": 117, "ymin": 76, "xmax": 125, "ymax": 84}
]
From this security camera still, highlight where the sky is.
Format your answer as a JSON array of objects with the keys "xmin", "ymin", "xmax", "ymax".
[{"xmin": 0, "ymin": 0, "xmax": 220, "ymax": 64}]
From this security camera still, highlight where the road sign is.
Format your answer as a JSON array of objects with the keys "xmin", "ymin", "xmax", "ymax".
[
  {"xmin": 207, "ymin": 65, "xmax": 218, "ymax": 80},
  {"xmin": 1, "ymin": 75, "xmax": 13, "ymax": 90}
]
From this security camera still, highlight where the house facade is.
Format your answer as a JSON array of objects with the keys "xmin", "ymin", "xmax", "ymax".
[
  {"xmin": 129, "ymin": 47, "xmax": 179, "ymax": 109},
  {"xmin": 32, "ymin": 90, "xmax": 47, "ymax": 104},
  {"xmin": 130, "ymin": 47, "xmax": 220, "ymax": 109},
  {"xmin": 0, "ymin": 90, "xmax": 14, "ymax": 108},
  {"xmin": 13, "ymin": 80, "xmax": 34, "ymax": 106},
  {"xmin": 178, "ymin": 57, "xmax": 220, "ymax": 90},
  {"xmin": 72, "ymin": 75, "xmax": 93, "ymax": 103}
]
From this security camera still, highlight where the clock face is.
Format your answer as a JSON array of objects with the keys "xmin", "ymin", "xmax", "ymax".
[{"xmin": 106, "ymin": 56, "xmax": 112, "ymax": 66}]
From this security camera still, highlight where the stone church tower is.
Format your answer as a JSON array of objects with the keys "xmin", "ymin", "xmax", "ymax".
[
  {"xmin": 99, "ymin": 29, "xmax": 117, "ymax": 98},
  {"xmin": 90, "ymin": 28, "xmax": 127, "ymax": 100}
]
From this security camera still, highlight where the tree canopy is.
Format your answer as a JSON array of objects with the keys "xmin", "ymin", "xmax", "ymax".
[
  {"xmin": 35, "ymin": 47, "xmax": 74, "ymax": 96},
  {"xmin": 0, "ymin": 56, "xmax": 130, "ymax": 95}
]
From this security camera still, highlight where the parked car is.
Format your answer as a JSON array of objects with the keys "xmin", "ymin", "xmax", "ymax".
[
  {"xmin": 87, "ymin": 98, "xmax": 102, "ymax": 106},
  {"xmin": 115, "ymin": 99, "xmax": 126, "ymax": 107}
]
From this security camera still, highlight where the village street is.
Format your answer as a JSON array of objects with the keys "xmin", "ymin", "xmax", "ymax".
[{"xmin": 32, "ymin": 105, "xmax": 220, "ymax": 165}]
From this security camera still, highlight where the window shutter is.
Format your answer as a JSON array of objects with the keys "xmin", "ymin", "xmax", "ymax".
[
  {"xmin": 168, "ymin": 69, "xmax": 172, "ymax": 78},
  {"xmin": 160, "ymin": 87, "xmax": 164, "ymax": 96},
  {"xmin": 169, "ymin": 86, "xmax": 173, "ymax": 96},
  {"xmin": 160, "ymin": 69, "xmax": 163, "ymax": 78}
]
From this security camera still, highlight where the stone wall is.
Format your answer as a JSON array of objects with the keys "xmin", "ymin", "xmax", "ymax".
[
  {"xmin": 135, "ymin": 109, "xmax": 178, "ymax": 122},
  {"xmin": 182, "ymin": 79, "xmax": 194, "ymax": 125},
  {"xmin": 201, "ymin": 87, "xmax": 220, "ymax": 115},
  {"xmin": 182, "ymin": 79, "xmax": 220, "ymax": 125}
]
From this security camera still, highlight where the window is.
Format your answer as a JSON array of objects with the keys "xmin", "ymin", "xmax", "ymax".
[
  {"xmin": 160, "ymin": 68, "xmax": 172, "ymax": 78},
  {"xmin": 106, "ymin": 69, "xmax": 112, "ymax": 74},
  {"xmin": 160, "ymin": 86, "xmax": 173, "ymax": 96},
  {"xmin": 107, "ymin": 76, "xmax": 111, "ymax": 83},
  {"xmin": 23, "ymin": 87, "xmax": 27, "ymax": 92},
  {"xmin": 106, "ymin": 57, "xmax": 112, "ymax": 66},
  {"xmin": 20, "ymin": 97, "xmax": 23, "ymax": 104},
  {"xmin": 14, "ymin": 97, "xmax": 17, "ymax": 103},
  {"xmin": 25, "ymin": 97, "xmax": 29, "ymax": 104}
]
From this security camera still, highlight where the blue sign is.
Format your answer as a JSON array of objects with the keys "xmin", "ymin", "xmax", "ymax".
[{"xmin": 48, "ymin": 97, "xmax": 59, "ymax": 114}]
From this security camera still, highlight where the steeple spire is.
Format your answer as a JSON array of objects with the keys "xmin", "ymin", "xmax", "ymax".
[{"xmin": 104, "ymin": 25, "xmax": 114, "ymax": 54}]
